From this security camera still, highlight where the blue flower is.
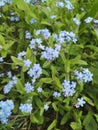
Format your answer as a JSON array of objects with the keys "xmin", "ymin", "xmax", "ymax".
[
  {"xmin": 36, "ymin": 28, "xmax": 51, "ymax": 40},
  {"xmin": 24, "ymin": 0, "xmax": 31, "ymax": 3},
  {"xmin": 25, "ymin": 31, "xmax": 32, "ymax": 39},
  {"xmin": 4, "ymin": 76, "xmax": 17, "ymax": 94},
  {"xmin": 0, "ymin": 99, "xmax": 14, "ymax": 124},
  {"xmin": 27, "ymin": 64, "xmax": 42, "ymax": 83},
  {"xmin": 84, "ymin": 17, "xmax": 93, "ymax": 23},
  {"xmin": 65, "ymin": 0, "xmax": 74, "ymax": 10},
  {"xmin": 23, "ymin": 59, "xmax": 32, "ymax": 68},
  {"xmin": 56, "ymin": 2, "xmax": 64, "ymax": 8},
  {"xmin": 41, "ymin": 46, "xmax": 60, "ymax": 61},
  {"xmin": 7, "ymin": 71, "xmax": 12, "ymax": 78},
  {"xmin": 41, "ymin": 0, "xmax": 46, "ymax": 3},
  {"xmin": 0, "ymin": 57, "xmax": 3, "ymax": 62},
  {"xmin": 62, "ymin": 80, "xmax": 76, "ymax": 97},
  {"xmin": 75, "ymin": 68, "xmax": 93, "ymax": 83},
  {"xmin": 19, "ymin": 103, "xmax": 33, "ymax": 113},
  {"xmin": 94, "ymin": 19, "xmax": 98, "ymax": 24},
  {"xmin": 0, "ymin": 1, "xmax": 5, "ymax": 6},
  {"xmin": 53, "ymin": 91, "xmax": 61, "ymax": 97},
  {"xmin": 44, "ymin": 104, "xmax": 49, "ymax": 111},
  {"xmin": 17, "ymin": 51, "xmax": 26, "ymax": 60},
  {"xmin": 29, "ymin": 39, "xmax": 36, "ymax": 49},
  {"xmin": 30, "ymin": 19, "xmax": 37, "ymax": 24},
  {"xmin": 50, "ymin": 15, "xmax": 57, "ymax": 19},
  {"xmin": 77, "ymin": 97, "xmax": 86, "ymax": 107},
  {"xmin": 37, "ymin": 87, "xmax": 43, "ymax": 93},
  {"xmin": 73, "ymin": 18, "xmax": 81, "ymax": 25},
  {"xmin": 59, "ymin": 30, "xmax": 77, "ymax": 43},
  {"xmin": 24, "ymin": 82, "xmax": 34, "ymax": 93}
]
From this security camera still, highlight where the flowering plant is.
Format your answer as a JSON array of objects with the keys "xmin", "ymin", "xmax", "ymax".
[{"xmin": 0, "ymin": 0, "xmax": 98, "ymax": 129}]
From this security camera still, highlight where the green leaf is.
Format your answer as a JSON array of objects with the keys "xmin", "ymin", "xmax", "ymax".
[
  {"xmin": 83, "ymin": 111, "xmax": 92, "ymax": 127},
  {"xmin": 41, "ymin": 21, "xmax": 51, "ymax": 27},
  {"xmin": 0, "ymin": 34, "xmax": 5, "ymax": 46},
  {"xmin": 23, "ymin": 66, "xmax": 28, "ymax": 72},
  {"xmin": 43, "ymin": 61, "xmax": 51, "ymax": 68},
  {"xmin": 60, "ymin": 52, "xmax": 66, "ymax": 64},
  {"xmin": 31, "ymin": 55, "xmax": 36, "ymax": 64},
  {"xmin": 70, "ymin": 59, "xmax": 87, "ymax": 65},
  {"xmin": 47, "ymin": 119, "xmax": 57, "ymax": 130},
  {"xmin": 4, "ymin": 41, "xmax": 15, "ymax": 50},
  {"xmin": 94, "ymin": 114, "xmax": 98, "ymax": 122},
  {"xmin": 40, "ymin": 107, "xmax": 44, "ymax": 116},
  {"xmin": 13, "ymin": 0, "xmax": 37, "ymax": 22},
  {"xmin": 30, "ymin": 110, "xmax": 44, "ymax": 124},
  {"xmin": 39, "ymin": 78, "xmax": 53, "ymax": 84},
  {"xmin": 70, "ymin": 122, "xmax": 82, "ymax": 130},
  {"xmin": 53, "ymin": 77, "xmax": 63, "ymax": 89},
  {"xmin": 15, "ymin": 78, "xmax": 25, "ymax": 94},
  {"xmin": 26, "ymin": 47, "xmax": 32, "ymax": 59},
  {"xmin": 0, "ymin": 94, "xmax": 5, "ymax": 100},
  {"xmin": 51, "ymin": 65, "xmax": 57, "ymax": 78},
  {"xmin": 52, "ymin": 102, "xmax": 59, "ymax": 112},
  {"xmin": 11, "ymin": 56, "xmax": 23, "ymax": 66},
  {"xmin": 84, "ymin": 116, "xmax": 98, "ymax": 130},
  {"xmin": 1, "ymin": 50, "xmax": 8, "ymax": 57},
  {"xmin": 87, "ymin": 0, "xmax": 98, "ymax": 17},
  {"xmin": 83, "ymin": 96, "xmax": 94, "ymax": 106},
  {"xmin": 61, "ymin": 112, "xmax": 71, "ymax": 125},
  {"xmin": 35, "ymin": 97, "xmax": 43, "ymax": 108},
  {"xmin": 30, "ymin": 113, "xmax": 39, "ymax": 124}
]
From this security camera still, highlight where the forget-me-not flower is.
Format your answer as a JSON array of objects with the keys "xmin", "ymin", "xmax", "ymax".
[
  {"xmin": 24, "ymin": 82, "xmax": 34, "ymax": 93},
  {"xmin": 19, "ymin": 103, "xmax": 33, "ymax": 113}
]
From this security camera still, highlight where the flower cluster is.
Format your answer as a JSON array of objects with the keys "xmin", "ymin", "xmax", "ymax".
[
  {"xmin": 4, "ymin": 76, "xmax": 17, "ymax": 94},
  {"xmin": 25, "ymin": 31, "xmax": 32, "ymax": 39},
  {"xmin": 0, "ymin": 0, "xmax": 12, "ymax": 7},
  {"xmin": 56, "ymin": 0, "xmax": 74, "ymax": 10},
  {"xmin": 58, "ymin": 30, "xmax": 77, "ymax": 43},
  {"xmin": 41, "ymin": 45, "xmax": 61, "ymax": 61},
  {"xmin": 17, "ymin": 51, "xmax": 26, "ymax": 60},
  {"xmin": 84, "ymin": 17, "xmax": 93, "ymax": 23},
  {"xmin": 74, "ymin": 68, "xmax": 93, "ymax": 83},
  {"xmin": 64, "ymin": 0, "xmax": 74, "ymax": 10},
  {"xmin": 27, "ymin": 63, "xmax": 42, "ymax": 83},
  {"xmin": 0, "ymin": 100, "xmax": 14, "ymax": 124},
  {"xmin": 36, "ymin": 28, "xmax": 51, "ymax": 40},
  {"xmin": 62, "ymin": 80, "xmax": 76, "ymax": 97},
  {"xmin": 23, "ymin": 59, "xmax": 32, "ymax": 68},
  {"xmin": 56, "ymin": 2, "xmax": 64, "ymax": 8},
  {"xmin": 52, "ymin": 30, "xmax": 77, "ymax": 44},
  {"xmin": 29, "ymin": 38, "xmax": 44, "ymax": 50},
  {"xmin": 53, "ymin": 91, "xmax": 61, "ymax": 97},
  {"xmin": 24, "ymin": 82, "xmax": 34, "ymax": 93},
  {"xmin": 10, "ymin": 12, "xmax": 20, "ymax": 22},
  {"xmin": 19, "ymin": 103, "xmax": 33, "ymax": 113},
  {"xmin": 0, "ymin": 0, "xmax": 96, "ymax": 127}
]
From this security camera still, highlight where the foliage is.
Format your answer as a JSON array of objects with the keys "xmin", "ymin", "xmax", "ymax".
[{"xmin": 0, "ymin": 0, "xmax": 98, "ymax": 129}]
